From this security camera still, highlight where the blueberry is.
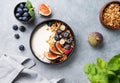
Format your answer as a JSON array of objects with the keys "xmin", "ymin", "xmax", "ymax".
[
  {"xmin": 16, "ymin": 8, "xmax": 23, "ymax": 14},
  {"xmin": 54, "ymin": 34, "xmax": 60, "ymax": 41},
  {"xmin": 28, "ymin": 16, "xmax": 31, "ymax": 19},
  {"xmin": 65, "ymin": 44, "xmax": 71, "ymax": 50},
  {"xmin": 14, "ymin": 34, "xmax": 20, "ymax": 39},
  {"xmin": 67, "ymin": 39, "xmax": 72, "ymax": 44},
  {"xmin": 22, "ymin": 16, "xmax": 28, "ymax": 21},
  {"xmin": 19, "ymin": 26, "xmax": 26, "ymax": 32},
  {"xmin": 18, "ymin": 17, "xmax": 22, "ymax": 20},
  {"xmin": 15, "ymin": 13, "xmax": 21, "ymax": 18},
  {"xmin": 19, "ymin": 45, "xmax": 25, "ymax": 51},
  {"xmin": 57, "ymin": 29, "xmax": 62, "ymax": 35},
  {"xmin": 13, "ymin": 25, "xmax": 18, "ymax": 31},
  {"xmin": 23, "ymin": 8, "xmax": 28, "ymax": 12},
  {"xmin": 63, "ymin": 32, "xmax": 69, "ymax": 38},
  {"xmin": 47, "ymin": 22, "xmax": 52, "ymax": 26},
  {"xmin": 19, "ymin": 3, "xmax": 24, "ymax": 9},
  {"xmin": 23, "ymin": 12, "xmax": 29, "ymax": 17}
]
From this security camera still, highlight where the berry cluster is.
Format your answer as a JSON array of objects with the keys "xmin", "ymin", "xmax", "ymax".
[
  {"xmin": 12, "ymin": 24, "xmax": 26, "ymax": 51},
  {"xmin": 15, "ymin": 3, "xmax": 31, "ymax": 22}
]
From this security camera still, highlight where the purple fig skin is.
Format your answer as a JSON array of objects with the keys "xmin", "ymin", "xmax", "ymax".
[{"xmin": 88, "ymin": 32, "xmax": 103, "ymax": 47}]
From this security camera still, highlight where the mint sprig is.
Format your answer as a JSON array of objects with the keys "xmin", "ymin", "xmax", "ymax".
[
  {"xmin": 25, "ymin": 0, "xmax": 35, "ymax": 18},
  {"xmin": 84, "ymin": 54, "xmax": 120, "ymax": 83},
  {"xmin": 25, "ymin": 0, "xmax": 32, "ymax": 9},
  {"xmin": 29, "ymin": 8, "xmax": 35, "ymax": 18}
]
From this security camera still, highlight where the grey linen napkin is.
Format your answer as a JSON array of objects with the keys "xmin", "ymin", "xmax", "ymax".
[{"xmin": 0, "ymin": 55, "xmax": 63, "ymax": 83}]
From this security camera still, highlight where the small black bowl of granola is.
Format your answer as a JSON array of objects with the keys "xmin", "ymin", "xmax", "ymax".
[{"xmin": 99, "ymin": 1, "xmax": 120, "ymax": 30}]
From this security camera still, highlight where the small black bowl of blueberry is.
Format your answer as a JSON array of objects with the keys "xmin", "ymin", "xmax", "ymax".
[{"xmin": 14, "ymin": 0, "xmax": 35, "ymax": 23}]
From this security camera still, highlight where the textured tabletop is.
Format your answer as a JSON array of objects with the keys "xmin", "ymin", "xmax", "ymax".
[{"xmin": 0, "ymin": 0, "xmax": 120, "ymax": 83}]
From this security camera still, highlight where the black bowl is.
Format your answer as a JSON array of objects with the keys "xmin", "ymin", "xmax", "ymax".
[
  {"xmin": 30, "ymin": 19, "xmax": 76, "ymax": 65},
  {"xmin": 14, "ymin": 2, "xmax": 34, "ymax": 23}
]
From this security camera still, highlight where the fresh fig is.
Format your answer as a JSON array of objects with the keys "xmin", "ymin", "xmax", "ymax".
[
  {"xmin": 88, "ymin": 32, "xmax": 103, "ymax": 47},
  {"xmin": 38, "ymin": 3, "xmax": 51, "ymax": 16},
  {"xmin": 55, "ymin": 41, "xmax": 65, "ymax": 53},
  {"xmin": 49, "ymin": 45, "xmax": 61, "ymax": 55},
  {"xmin": 44, "ymin": 52, "xmax": 61, "ymax": 60}
]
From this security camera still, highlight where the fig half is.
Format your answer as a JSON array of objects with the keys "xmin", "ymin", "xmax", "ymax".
[
  {"xmin": 49, "ymin": 45, "xmax": 61, "ymax": 55},
  {"xmin": 44, "ymin": 52, "xmax": 61, "ymax": 60},
  {"xmin": 55, "ymin": 41, "xmax": 65, "ymax": 54},
  {"xmin": 38, "ymin": 3, "xmax": 51, "ymax": 16}
]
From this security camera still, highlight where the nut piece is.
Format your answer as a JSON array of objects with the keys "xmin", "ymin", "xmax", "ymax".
[{"xmin": 88, "ymin": 32, "xmax": 103, "ymax": 47}]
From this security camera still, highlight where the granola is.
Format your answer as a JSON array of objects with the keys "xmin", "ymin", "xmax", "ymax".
[{"xmin": 103, "ymin": 3, "xmax": 120, "ymax": 29}]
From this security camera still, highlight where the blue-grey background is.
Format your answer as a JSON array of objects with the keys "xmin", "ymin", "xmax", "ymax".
[{"xmin": 0, "ymin": 0, "xmax": 120, "ymax": 83}]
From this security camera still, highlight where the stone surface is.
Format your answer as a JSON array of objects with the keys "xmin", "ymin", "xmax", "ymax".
[{"xmin": 0, "ymin": 0, "xmax": 120, "ymax": 83}]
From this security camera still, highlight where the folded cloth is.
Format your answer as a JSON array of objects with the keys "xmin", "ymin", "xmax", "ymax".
[{"xmin": 0, "ymin": 55, "xmax": 63, "ymax": 83}]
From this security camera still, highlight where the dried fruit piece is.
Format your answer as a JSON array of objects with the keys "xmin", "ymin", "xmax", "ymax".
[
  {"xmin": 88, "ymin": 32, "xmax": 103, "ymax": 47},
  {"xmin": 44, "ymin": 52, "xmax": 60, "ymax": 60},
  {"xmin": 38, "ymin": 3, "xmax": 51, "ymax": 16},
  {"xmin": 60, "ymin": 24, "xmax": 66, "ymax": 31},
  {"xmin": 60, "ymin": 39, "xmax": 65, "ymax": 45}
]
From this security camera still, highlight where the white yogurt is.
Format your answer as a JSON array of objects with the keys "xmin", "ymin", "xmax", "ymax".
[{"xmin": 31, "ymin": 24, "xmax": 52, "ymax": 63}]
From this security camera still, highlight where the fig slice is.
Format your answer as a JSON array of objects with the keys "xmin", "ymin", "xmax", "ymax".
[
  {"xmin": 38, "ymin": 3, "xmax": 51, "ymax": 16},
  {"xmin": 44, "ymin": 52, "xmax": 61, "ymax": 60},
  {"xmin": 49, "ymin": 45, "xmax": 61, "ymax": 55},
  {"xmin": 55, "ymin": 41, "xmax": 65, "ymax": 54}
]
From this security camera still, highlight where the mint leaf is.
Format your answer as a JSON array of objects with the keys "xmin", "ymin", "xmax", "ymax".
[
  {"xmin": 109, "ymin": 77, "xmax": 119, "ymax": 83},
  {"xmin": 108, "ymin": 54, "xmax": 120, "ymax": 71},
  {"xmin": 84, "ymin": 63, "xmax": 108, "ymax": 83},
  {"xmin": 117, "ymin": 75, "xmax": 120, "ymax": 78},
  {"xmin": 91, "ymin": 74, "xmax": 108, "ymax": 83},
  {"xmin": 84, "ymin": 54, "xmax": 120, "ymax": 83},
  {"xmin": 29, "ymin": 8, "xmax": 35, "ymax": 18},
  {"xmin": 84, "ymin": 63, "xmax": 97, "ymax": 75},
  {"xmin": 97, "ymin": 58, "xmax": 106, "ymax": 69},
  {"xmin": 25, "ymin": 0, "xmax": 32, "ymax": 9},
  {"xmin": 107, "ymin": 70, "xmax": 116, "ymax": 76},
  {"xmin": 25, "ymin": 0, "xmax": 35, "ymax": 18}
]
